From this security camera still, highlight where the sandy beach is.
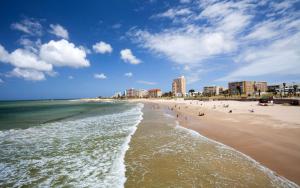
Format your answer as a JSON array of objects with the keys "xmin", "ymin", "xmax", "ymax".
[
  {"xmin": 130, "ymin": 99, "xmax": 300, "ymax": 185},
  {"xmin": 125, "ymin": 103, "xmax": 298, "ymax": 187}
]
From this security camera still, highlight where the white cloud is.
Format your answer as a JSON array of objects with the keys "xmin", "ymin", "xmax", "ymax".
[
  {"xmin": 131, "ymin": 0, "xmax": 251, "ymax": 69},
  {"xmin": 120, "ymin": 49, "xmax": 141, "ymax": 64},
  {"xmin": 0, "ymin": 44, "xmax": 53, "ymax": 81},
  {"xmin": 49, "ymin": 24, "xmax": 69, "ymax": 39},
  {"xmin": 19, "ymin": 38, "xmax": 34, "ymax": 46},
  {"xmin": 9, "ymin": 68, "xmax": 45, "ymax": 81},
  {"xmin": 0, "ymin": 44, "xmax": 53, "ymax": 72},
  {"xmin": 199, "ymin": 1, "xmax": 232, "ymax": 19},
  {"xmin": 130, "ymin": 0, "xmax": 300, "ymax": 83},
  {"xmin": 137, "ymin": 80, "xmax": 157, "ymax": 85},
  {"xmin": 244, "ymin": 22, "xmax": 279, "ymax": 41},
  {"xmin": 40, "ymin": 39, "xmax": 90, "ymax": 68},
  {"xmin": 0, "ymin": 78, "xmax": 4, "ymax": 83},
  {"xmin": 68, "ymin": 75, "xmax": 74, "ymax": 79},
  {"xmin": 9, "ymin": 49, "xmax": 53, "ymax": 71},
  {"xmin": 131, "ymin": 29, "xmax": 235, "ymax": 65},
  {"xmin": 180, "ymin": 0, "xmax": 191, "ymax": 3},
  {"xmin": 1, "ymin": 37, "xmax": 91, "ymax": 81},
  {"xmin": 216, "ymin": 12, "xmax": 251, "ymax": 35},
  {"xmin": 197, "ymin": 1, "xmax": 252, "ymax": 35},
  {"xmin": 94, "ymin": 73, "xmax": 107, "ymax": 79},
  {"xmin": 220, "ymin": 33, "xmax": 300, "ymax": 81},
  {"xmin": 92, "ymin": 41, "xmax": 113, "ymax": 54},
  {"xmin": 0, "ymin": 45, "xmax": 10, "ymax": 62},
  {"xmin": 18, "ymin": 38, "xmax": 42, "ymax": 53},
  {"xmin": 1, "ymin": 39, "xmax": 90, "ymax": 81},
  {"xmin": 244, "ymin": 18, "xmax": 300, "ymax": 41},
  {"xmin": 130, "ymin": 2, "xmax": 246, "ymax": 83},
  {"xmin": 270, "ymin": 0, "xmax": 296, "ymax": 11},
  {"xmin": 124, "ymin": 72, "xmax": 133, "ymax": 77},
  {"xmin": 153, "ymin": 8, "xmax": 192, "ymax": 19},
  {"xmin": 79, "ymin": 46, "xmax": 92, "ymax": 54},
  {"xmin": 11, "ymin": 18, "xmax": 43, "ymax": 36}
]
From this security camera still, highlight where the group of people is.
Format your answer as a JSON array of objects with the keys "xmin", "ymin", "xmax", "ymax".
[{"xmin": 168, "ymin": 103, "xmax": 206, "ymax": 119}]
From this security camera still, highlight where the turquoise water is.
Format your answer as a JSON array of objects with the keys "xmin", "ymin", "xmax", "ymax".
[
  {"xmin": 0, "ymin": 100, "xmax": 143, "ymax": 187},
  {"xmin": 0, "ymin": 100, "xmax": 134, "ymax": 130}
]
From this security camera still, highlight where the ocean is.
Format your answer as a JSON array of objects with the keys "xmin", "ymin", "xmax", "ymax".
[
  {"xmin": 0, "ymin": 100, "xmax": 298, "ymax": 188},
  {"xmin": 0, "ymin": 100, "xmax": 143, "ymax": 187}
]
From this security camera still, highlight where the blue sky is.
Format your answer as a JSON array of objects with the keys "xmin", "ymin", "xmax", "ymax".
[{"xmin": 0, "ymin": 0, "xmax": 300, "ymax": 100}]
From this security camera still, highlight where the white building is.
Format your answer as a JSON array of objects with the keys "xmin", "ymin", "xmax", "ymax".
[{"xmin": 137, "ymin": 89, "xmax": 149, "ymax": 98}]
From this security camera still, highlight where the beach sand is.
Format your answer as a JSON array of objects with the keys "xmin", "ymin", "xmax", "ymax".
[
  {"xmin": 125, "ymin": 102, "xmax": 299, "ymax": 187},
  {"xmin": 126, "ymin": 99, "xmax": 300, "ymax": 184},
  {"xmin": 133, "ymin": 99, "xmax": 300, "ymax": 185}
]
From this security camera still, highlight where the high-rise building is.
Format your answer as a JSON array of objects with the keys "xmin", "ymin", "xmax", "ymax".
[
  {"xmin": 228, "ymin": 81, "xmax": 267, "ymax": 95},
  {"xmin": 172, "ymin": 76, "xmax": 186, "ymax": 97}
]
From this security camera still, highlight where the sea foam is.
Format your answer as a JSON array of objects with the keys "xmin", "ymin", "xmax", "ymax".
[{"xmin": 0, "ymin": 103, "xmax": 144, "ymax": 188}]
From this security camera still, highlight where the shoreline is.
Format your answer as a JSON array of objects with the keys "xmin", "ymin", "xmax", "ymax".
[
  {"xmin": 129, "ymin": 99, "xmax": 300, "ymax": 186},
  {"xmin": 173, "ymin": 119, "xmax": 298, "ymax": 187},
  {"xmin": 125, "ymin": 102, "xmax": 299, "ymax": 187}
]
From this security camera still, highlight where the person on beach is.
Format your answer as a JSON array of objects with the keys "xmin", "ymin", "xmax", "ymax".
[{"xmin": 198, "ymin": 112, "xmax": 205, "ymax": 116}]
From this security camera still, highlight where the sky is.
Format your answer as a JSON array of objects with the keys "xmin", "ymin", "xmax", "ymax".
[{"xmin": 0, "ymin": 0, "xmax": 300, "ymax": 100}]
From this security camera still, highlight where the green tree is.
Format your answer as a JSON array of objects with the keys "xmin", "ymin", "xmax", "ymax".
[
  {"xmin": 283, "ymin": 83, "xmax": 286, "ymax": 97},
  {"xmin": 188, "ymin": 89, "xmax": 195, "ymax": 93},
  {"xmin": 293, "ymin": 85, "xmax": 298, "ymax": 96}
]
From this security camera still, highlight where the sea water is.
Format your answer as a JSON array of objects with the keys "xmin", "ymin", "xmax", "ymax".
[{"xmin": 0, "ymin": 100, "xmax": 143, "ymax": 187}]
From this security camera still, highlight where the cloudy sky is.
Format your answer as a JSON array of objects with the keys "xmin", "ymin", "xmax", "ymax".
[{"xmin": 0, "ymin": 0, "xmax": 299, "ymax": 99}]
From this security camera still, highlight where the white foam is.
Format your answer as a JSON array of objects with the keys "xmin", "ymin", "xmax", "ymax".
[
  {"xmin": 0, "ymin": 103, "xmax": 144, "ymax": 188},
  {"xmin": 105, "ymin": 103, "xmax": 144, "ymax": 188}
]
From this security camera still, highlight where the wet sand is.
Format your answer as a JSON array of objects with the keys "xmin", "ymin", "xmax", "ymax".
[
  {"xmin": 125, "ymin": 103, "xmax": 298, "ymax": 187},
  {"xmin": 147, "ymin": 99, "xmax": 300, "ymax": 186}
]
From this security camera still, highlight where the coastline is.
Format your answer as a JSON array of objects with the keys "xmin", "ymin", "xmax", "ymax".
[
  {"xmin": 125, "ymin": 102, "xmax": 299, "ymax": 187},
  {"xmin": 0, "ymin": 101, "xmax": 144, "ymax": 187},
  {"xmin": 128, "ymin": 99, "xmax": 300, "ymax": 186}
]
